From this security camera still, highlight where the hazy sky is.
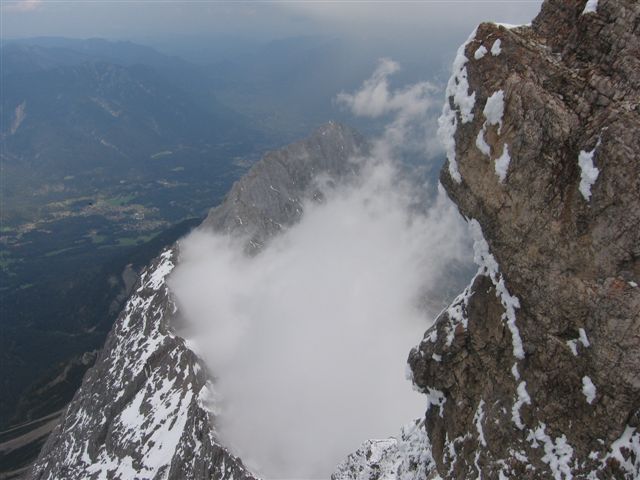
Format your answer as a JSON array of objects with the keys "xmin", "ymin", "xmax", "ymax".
[{"xmin": 2, "ymin": 1, "xmax": 543, "ymax": 43}]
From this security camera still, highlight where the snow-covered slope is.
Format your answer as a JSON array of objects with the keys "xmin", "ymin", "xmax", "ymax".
[{"xmin": 30, "ymin": 249, "xmax": 255, "ymax": 480}]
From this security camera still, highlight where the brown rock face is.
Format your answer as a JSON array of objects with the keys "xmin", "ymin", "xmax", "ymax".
[{"xmin": 408, "ymin": 1, "xmax": 640, "ymax": 478}]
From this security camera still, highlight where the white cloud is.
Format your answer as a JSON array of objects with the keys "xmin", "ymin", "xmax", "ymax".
[
  {"xmin": 169, "ymin": 160, "xmax": 470, "ymax": 478},
  {"xmin": 337, "ymin": 58, "xmax": 442, "ymax": 160},
  {"xmin": 2, "ymin": 0, "xmax": 42, "ymax": 12},
  {"xmin": 169, "ymin": 59, "xmax": 473, "ymax": 479}
]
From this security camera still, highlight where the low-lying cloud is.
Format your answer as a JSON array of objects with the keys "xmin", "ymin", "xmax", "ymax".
[{"xmin": 169, "ymin": 60, "xmax": 472, "ymax": 479}]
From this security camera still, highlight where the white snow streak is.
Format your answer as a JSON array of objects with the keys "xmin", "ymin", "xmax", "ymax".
[
  {"xmin": 495, "ymin": 144, "xmax": 511, "ymax": 183},
  {"xmin": 578, "ymin": 143, "xmax": 600, "ymax": 201}
]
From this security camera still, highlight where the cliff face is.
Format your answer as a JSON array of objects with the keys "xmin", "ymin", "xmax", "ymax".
[
  {"xmin": 29, "ymin": 122, "xmax": 368, "ymax": 480},
  {"xmin": 408, "ymin": 0, "xmax": 640, "ymax": 478}
]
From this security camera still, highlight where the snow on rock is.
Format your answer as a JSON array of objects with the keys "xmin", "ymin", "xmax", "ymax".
[
  {"xmin": 511, "ymin": 363, "xmax": 520, "ymax": 380},
  {"xmin": 566, "ymin": 328, "xmax": 591, "ymax": 356},
  {"xmin": 438, "ymin": 28, "xmax": 478, "ymax": 183},
  {"xmin": 527, "ymin": 423, "xmax": 575, "ymax": 480},
  {"xmin": 483, "ymin": 90, "xmax": 505, "ymax": 131},
  {"xmin": 579, "ymin": 328, "xmax": 590, "ymax": 347},
  {"xmin": 444, "ymin": 277, "xmax": 476, "ymax": 347},
  {"xmin": 476, "ymin": 128, "xmax": 491, "ymax": 156},
  {"xmin": 511, "ymin": 381, "xmax": 531, "ymax": 430},
  {"xmin": 604, "ymin": 426, "xmax": 640, "ymax": 478},
  {"xmin": 469, "ymin": 219, "xmax": 524, "ymax": 360},
  {"xmin": 474, "ymin": 45, "xmax": 488, "ymax": 60},
  {"xmin": 332, "ymin": 419, "xmax": 436, "ymax": 480},
  {"xmin": 426, "ymin": 388, "xmax": 447, "ymax": 418},
  {"xmin": 494, "ymin": 144, "xmax": 511, "ymax": 183},
  {"xmin": 491, "ymin": 39, "xmax": 502, "ymax": 56},
  {"xmin": 578, "ymin": 143, "xmax": 600, "ymax": 201},
  {"xmin": 582, "ymin": 376, "xmax": 597, "ymax": 404},
  {"xmin": 30, "ymin": 248, "xmax": 255, "ymax": 480},
  {"xmin": 473, "ymin": 400, "xmax": 487, "ymax": 447},
  {"xmin": 582, "ymin": 0, "xmax": 598, "ymax": 15}
]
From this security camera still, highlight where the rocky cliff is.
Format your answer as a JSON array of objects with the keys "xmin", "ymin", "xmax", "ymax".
[
  {"xmin": 28, "ymin": 122, "xmax": 368, "ymax": 479},
  {"xmin": 406, "ymin": 0, "xmax": 640, "ymax": 478}
]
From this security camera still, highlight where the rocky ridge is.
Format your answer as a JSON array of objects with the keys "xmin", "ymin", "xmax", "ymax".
[{"xmin": 406, "ymin": 0, "xmax": 640, "ymax": 478}]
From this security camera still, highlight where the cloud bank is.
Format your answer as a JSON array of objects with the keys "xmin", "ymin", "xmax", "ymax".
[
  {"xmin": 337, "ymin": 58, "xmax": 442, "ymax": 161},
  {"xmin": 169, "ymin": 60, "xmax": 472, "ymax": 479}
]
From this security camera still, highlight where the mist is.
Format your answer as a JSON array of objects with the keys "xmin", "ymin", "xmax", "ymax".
[{"xmin": 168, "ymin": 61, "xmax": 472, "ymax": 479}]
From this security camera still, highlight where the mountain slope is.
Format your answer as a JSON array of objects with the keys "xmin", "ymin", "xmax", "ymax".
[{"xmin": 29, "ymin": 122, "xmax": 368, "ymax": 479}]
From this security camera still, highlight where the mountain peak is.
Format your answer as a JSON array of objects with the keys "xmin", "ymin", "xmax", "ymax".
[{"xmin": 202, "ymin": 121, "xmax": 368, "ymax": 250}]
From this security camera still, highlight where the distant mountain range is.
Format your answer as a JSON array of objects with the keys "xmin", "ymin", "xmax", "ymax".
[{"xmin": 0, "ymin": 36, "xmax": 266, "ymax": 451}]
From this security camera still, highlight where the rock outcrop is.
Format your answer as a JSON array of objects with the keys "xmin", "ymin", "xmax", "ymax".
[
  {"xmin": 408, "ymin": 0, "xmax": 640, "ymax": 478},
  {"xmin": 29, "ymin": 122, "xmax": 368, "ymax": 480}
]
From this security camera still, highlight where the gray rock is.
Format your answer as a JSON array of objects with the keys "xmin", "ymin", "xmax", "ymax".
[{"xmin": 202, "ymin": 121, "xmax": 368, "ymax": 252}]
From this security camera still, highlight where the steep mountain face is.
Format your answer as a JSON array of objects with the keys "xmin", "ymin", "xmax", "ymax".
[
  {"xmin": 28, "ymin": 122, "xmax": 368, "ymax": 479},
  {"xmin": 406, "ymin": 0, "xmax": 639, "ymax": 478},
  {"xmin": 202, "ymin": 121, "xmax": 367, "ymax": 249}
]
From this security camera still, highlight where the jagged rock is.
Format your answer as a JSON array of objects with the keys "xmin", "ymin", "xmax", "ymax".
[
  {"xmin": 332, "ymin": 419, "xmax": 436, "ymax": 480},
  {"xmin": 29, "ymin": 249, "xmax": 255, "ymax": 480},
  {"xmin": 28, "ymin": 122, "xmax": 368, "ymax": 480},
  {"xmin": 408, "ymin": 0, "xmax": 640, "ymax": 478},
  {"xmin": 202, "ymin": 121, "xmax": 368, "ymax": 251}
]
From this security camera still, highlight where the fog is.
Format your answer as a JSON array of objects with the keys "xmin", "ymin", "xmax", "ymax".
[{"xmin": 168, "ymin": 61, "xmax": 472, "ymax": 478}]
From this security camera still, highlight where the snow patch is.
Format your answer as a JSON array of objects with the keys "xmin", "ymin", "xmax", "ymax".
[
  {"xmin": 605, "ymin": 426, "xmax": 640, "ymax": 477},
  {"xmin": 444, "ymin": 277, "xmax": 476, "ymax": 346},
  {"xmin": 567, "ymin": 328, "xmax": 590, "ymax": 356},
  {"xmin": 527, "ymin": 423, "xmax": 574, "ymax": 480},
  {"xmin": 426, "ymin": 388, "xmax": 447, "ymax": 417},
  {"xmin": 491, "ymin": 39, "xmax": 502, "ymax": 56},
  {"xmin": 483, "ymin": 90, "xmax": 505, "ymax": 131},
  {"xmin": 473, "ymin": 400, "xmax": 487, "ymax": 447},
  {"xmin": 437, "ymin": 28, "xmax": 478, "ymax": 183},
  {"xmin": 582, "ymin": 376, "xmax": 596, "ymax": 404},
  {"xmin": 476, "ymin": 128, "xmax": 491, "ymax": 156},
  {"xmin": 579, "ymin": 328, "xmax": 590, "ymax": 347},
  {"xmin": 578, "ymin": 142, "xmax": 600, "ymax": 201},
  {"xmin": 474, "ymin": 45, "xmax": 488, "ymax": 60},
  {"xmin": 495, "ymin": 144, "xmax": 511, "ymax": 183},
  {"xmin": 512, "ymin": 381, "xmax": 531, "ymax": 430},
  {"xmin": 469, "ymin": 219, "xmax": 524, "ymax": 359},
  {"xmin": 582, "ymin": 0, "xmax": 598, "ymax": 14}
]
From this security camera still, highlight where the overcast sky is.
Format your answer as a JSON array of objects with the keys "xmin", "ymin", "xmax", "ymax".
[{"xmin": 2, "ymin": 1, "xmax": 543, "ymax": 44}]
